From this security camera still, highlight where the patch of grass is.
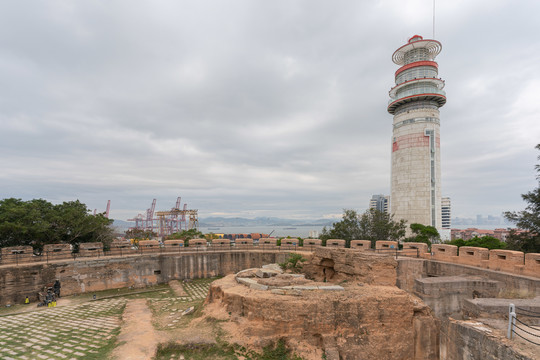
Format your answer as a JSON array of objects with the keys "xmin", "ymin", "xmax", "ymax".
[
  {"xmin": 238, "ymin": 339, "xmax": 304, "ymax": 360},
  {"xmin": 155, "ymin": 342, "xmax": 238, "ymax": 360},
  {"xmin": 83, "ymin": 326, "xmax": 122, "ymax": 360},
  {"xmin": 497, "ymin": 289, "xmax": 536, "ymax": 299},
  {"xmin": 154, "ymin": 340, "xmax": 305, "ymax": 360},
  {"xmin": 279, "ymin": 253, "xmax": 306, "ymax": 273}
]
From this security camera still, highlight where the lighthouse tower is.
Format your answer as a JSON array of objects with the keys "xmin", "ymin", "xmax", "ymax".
[{"xmin": 388, "ymin": 35, "xmax": 446, "ymax": 230}]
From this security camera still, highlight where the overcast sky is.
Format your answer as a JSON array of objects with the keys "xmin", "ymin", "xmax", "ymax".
[{"xmin": 1, "ymin": 0, "xmax": 539, "ymax": 221}]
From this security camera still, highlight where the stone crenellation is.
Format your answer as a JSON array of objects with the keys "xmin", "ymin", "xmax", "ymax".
[{"xmin": 0, "ymin": 240, "xmax": 538, "ymax": 279}]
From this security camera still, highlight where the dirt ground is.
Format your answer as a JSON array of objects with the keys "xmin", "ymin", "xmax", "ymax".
[
  {"xmin": 112, "ymin": 299, "xmax": 161, "ymax": 360},
  {"xmin": 168, "ymin": 280, "xmax": 188, "ymax": 297}
]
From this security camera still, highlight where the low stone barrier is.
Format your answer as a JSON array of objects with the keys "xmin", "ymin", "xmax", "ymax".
[
  {"xmin": 163, "ymin": 240, "xmax": 185, "ymax": 252},
  {"xmin": 79, "ymin": 242, "xmax": 104, "ymax": 257},
  {"xmin": 108, "ymin": 240, "xmax": 136, "ymax": 256},
  {"xmin": 188, "ymin": 238, "xmax": 207, "ymax": 250},
  {"xmin": 375, "ymin": 240, "xmax": 398, "ymax": 250},
  {"xmin": 303, "ymin": 239, "xmax": 322, "ymax": 249},
  {"xmin": 488, "ymin": 249, "xmax": 524, "ymax": 273},
  {"xmin": 350, "ymin": 240, "xmax": 371, "ymax": 251},
  {"xmin": 457, "ymin": 246, "xmax": 489, "ymax": 267},
  {"xmin": 259, "ymin": 238, "xmax": 278, "ymax": 250},
  {"xmin": 43, "ymin": 243, "xmax": 72, "ymax": 260},
  {"xmin": 523, "ymin": 253, "xmax": 540, "ymax": 277},
  {"xmin": 431, "ymin": 244, "xmax": 457, "ymax": 261},
  {"xmin": 211, "ymin": 239, "xmax": 230, "ymax": 250},
  {"xmin": 1, "ymin": 246, "xmax": 34, "ymax": 264},
  {"xmin": 402, "ymin": 242, "xmax": 428, "ymax": 257},
  {"xmin": 280, "ymin": 238, "xmax": 300, "ymax": 250},
  {"xmin": 138, "ymin": 240, "xmax": 160, "ymax": 253},
  {"xmin": 326, "ymin": 239, "xmax": 345, "ymax": 248},
  {"xmin": 235, "ymin": 238, "xmax": 254, "ymax": 250}
]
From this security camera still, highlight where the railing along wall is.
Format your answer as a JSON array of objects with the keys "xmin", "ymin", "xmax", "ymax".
[{"xmin": 507, "ymin": 303, "xmax": 540, "ymax": 346}]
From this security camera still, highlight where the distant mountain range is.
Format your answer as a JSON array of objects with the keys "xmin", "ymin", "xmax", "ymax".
[
  {"xmin": 198, "ymin": 217, "xmax": 334, "ymax": 227},
  {"xmin": 113, "ymin": 217, "xmax": 334, "ymax": 230}
]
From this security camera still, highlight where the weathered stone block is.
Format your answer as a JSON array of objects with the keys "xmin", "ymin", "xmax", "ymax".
[
  {"xmin": 79, "ymin": 242, "xmax": 104, "ymax": 257},
  {"xmin": 431, "ymin": 244, "xmax": 457, "ymax": 260},
  {"xmin": 523, "ymin": 253, "xmax": 540, "ymax": 278},
  {"xmin": 0, "ymin": 246, "xmax": 34, "ymax": 264},
  {"xmin": 326, "ymin": 239, "xmax": 345, "ymax": 248},
  {"xmin": 350, "ymin": 240, "xmax": 371, "ymax": 250},
  {"xmin": 488, "ymin": 249, "xmax": 524, "ymax": 273},
  {"xmin": 457, "ymin": 246, "xmax": 489, "ymax": 266},
  {"xmin": 280, "ymin": 238, "xmax": 299, "ymax": 250},
  {"xmin": 376, "ymin": 240, "xmax": 398, "ymax": 250}
]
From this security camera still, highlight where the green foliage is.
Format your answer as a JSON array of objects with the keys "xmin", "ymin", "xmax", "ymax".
[
  {"xmin": 0, "ymin": 198, "xmax": 113, "ymax": 251},
  {"xmin": 446, "ymin": 238, "xmax": 466, "ymax": 248},
  {"xmin": 166, "ymin": 229, "xmax": 204, "ymax": 241},
  {"xmin": 504, "ymin": 230, "xmax": 540, "ymax": 253},
  {"xmin": 445, "ymin": 236, "xmax": 507, "ymax": 250},
  {"xmin": 404, "ymin": 223, "xmax": 440, "ymax": 246},
  {"xmin": 155, "ymin": 342, "xmax": 237, "ymax": 360},
  {"xmin": 205, "ymin": 232, "xmax": 219, "ymax": 240},
  {"xmin": 320, "ymin": 209, "xmax": 406, "ymax": 247},
  {"xmin": 125, "ymin": 228, "xmax": 157, "ymax": 240},
  {"xmin": 279, "ymin": 253, "xmax": 306, "ymax": 272},
  {"xmin": 155, "ymin": 339, "xmax": 303, "ymax": 360},
  {"xmin": 504, "ymin": 144, "xmax": 540, "ymax": 253}
]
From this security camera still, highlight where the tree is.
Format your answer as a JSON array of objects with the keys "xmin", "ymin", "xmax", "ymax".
[
  {"xmin": 504, "ymin": 144, "xmax": 540, "ymax": 253},
  {"xmin": 404, "ymin": 223, "xmax": 440, "ymax": 246},
  {"xmin": 165, "ymin": 229, "xmax": 204, "ymax": 241},
  {"xmin": 125, "ymin": 228, "xmax": 157, "ymax": 240},
  {"xmin": 446, "ymin": 236, "xmax": 507, "ymax": 250},
  {"xmin": 320, "ymin": 209, "xmax": 406, "ymax": 247},
  {"xmin": 0, "ymin": 198, "xmax": 114, "ymax": 251}
]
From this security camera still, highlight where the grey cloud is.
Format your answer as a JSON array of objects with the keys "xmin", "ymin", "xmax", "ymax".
[{"xmin": 1, "ymin": 0, "xmax": 539, "ymax": 221}]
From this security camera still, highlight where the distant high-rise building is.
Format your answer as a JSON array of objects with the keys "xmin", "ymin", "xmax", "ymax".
[
  {"xmin": 369, "ymin": 195, "xmax": 389, "ymax": 213},
  {"xmin": 441, "ymin": 197, "xmax": 451, "ymax": 229},
  {"xmin": 388, "ymin": 35, "xmax": 446, "ymax": 232}
]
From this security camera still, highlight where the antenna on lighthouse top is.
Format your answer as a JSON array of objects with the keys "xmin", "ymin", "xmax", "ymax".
[{"xmin": 433, "ymin": 0, "xmax": 436, "ymax": 38}]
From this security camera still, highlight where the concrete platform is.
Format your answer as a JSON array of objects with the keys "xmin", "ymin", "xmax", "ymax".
[{"xmin": 463, "ymin": 296, "xmax": 540, "ymax": 325}]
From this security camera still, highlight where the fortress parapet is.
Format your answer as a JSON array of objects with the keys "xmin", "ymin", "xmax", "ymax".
[
  {"xmin": 163, "ymin": 239, "xmax": 185, "ymax": 251},
  {"xmin": 303, "ymin": 239, "xmax": 322, "ymax": 251},
  {"xmin": 431, "ymin": 244, "xmax": 457, "ymax": 261},
  {"xmin": 79, "ymin": 242, "xmax": 104, "ymax": 257},
  {"xmin": 350, "ymin": 240, "xmax": 371, "ymax": 250},
  {"xmin": 235, "ymin": 238, "xmax": 254, "ymax": 250},
  {"xmin": 211, "ymin": 239, "xmax": 230, "ymax": 250},
  {"xmin": 523, "ymin": 253, "xmax": 540, "ymax": 277},
  {"xmin": 458, "ymin": 246, "xmax": 489, "ymax": 267},
  {"xmin": 43, "ymin": 243, "xmax": 72, "ymax": 260},
  {"xmin": 138, "ymin": 240, "xmax": 160, "ymax": 253},
  {"xmin": 376, "ymin": 240, "xmax": 398, "ymax": 250},
  {"xmin": 326, "ymin": 239, "xmax": 345, "ymax": 248},
  {"xmin": 1, "ymin": 246, "xmax": 34, "ymax": 264},
  {"xmin": 259, "ymin": 238, "xmax": 278, "ymax": 249},
  {"xmin": 109, "ymin": 239, "xmax": 135, "ymax": 256},
  {"xmin": 402, "ymin": 242, "xmax": 428, "ymax": 257},
  {"xmin": 188, "ymin": 238, "xmax": 207, "ymax": 250},
  {"xmin": 489, "ymin": 249, "xmax": 524, "ymax": 273},
  {"xmin": 280, "ymin": 238, "xmax": 300, "ymax": 250}
]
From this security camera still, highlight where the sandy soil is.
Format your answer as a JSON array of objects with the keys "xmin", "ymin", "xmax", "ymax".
[
  {"xmin": 112, "ymin": 299, "xmax": 161, "ymax": 360},
  {"xmin": 169, "ymin": 280, "xmax": 188, "ymax": 297}
]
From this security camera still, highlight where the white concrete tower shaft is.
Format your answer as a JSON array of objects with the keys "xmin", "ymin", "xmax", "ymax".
[{"xmin": 388, "ymin": 35, "xmax": 446, "ymax": 230}]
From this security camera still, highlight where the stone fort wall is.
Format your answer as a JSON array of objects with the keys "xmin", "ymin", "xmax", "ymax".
[
  {"xmin": 0, "ymin": 251, "xmax": 288, "ymax": 306},
  {"xmin": 1, "ymin": 241, "xmax": 538, "ymax": 305}
]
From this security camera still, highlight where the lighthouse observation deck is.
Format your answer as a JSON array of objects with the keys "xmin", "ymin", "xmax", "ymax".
[{"xmin": 388, "ymin": 35, "xmax": 446, "ymax": 115}]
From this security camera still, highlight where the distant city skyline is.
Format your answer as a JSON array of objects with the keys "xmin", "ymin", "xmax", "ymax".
[{"xmin": 1, "ymin": 1, "xmax": 539, "ymax": 221}]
